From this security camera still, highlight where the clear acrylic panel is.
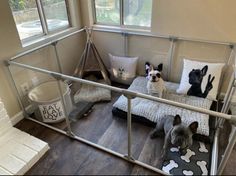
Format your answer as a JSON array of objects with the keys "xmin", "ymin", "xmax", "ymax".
[
  {"xmin": 124, "ymin": 0, "xmax": 152, "ymax": 27},
  {"xmin": 9, "ymin": 0, "xmax": 44, "ymax": 40},
  {"xmin": 95, "ymin": 0, "xmax": 120, "ymax": 25},
  {"xmin": 41, "ymin": 0, "xmax": 69, "ymax": 32}
]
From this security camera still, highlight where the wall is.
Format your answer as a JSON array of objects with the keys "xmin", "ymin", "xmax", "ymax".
[
  {"xmin": 81, "ymin": 0, "xmax": 235, "ymax": 94},
  {"xmin": 152, "ymin": 0, "xmax": 236, "ymax": 43},
  {"xmin": 0, "ymin": 0, "xmax": 85, "ymax": 118}
]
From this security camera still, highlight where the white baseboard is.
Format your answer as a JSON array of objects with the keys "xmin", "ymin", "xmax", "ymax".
[
  {"xmin": 10, "ymin": 105, "xmax": 33, "ymax": 126},
  {"xmin": 11, "ymin": 110, "xmax": 24, "ymax": 126}
]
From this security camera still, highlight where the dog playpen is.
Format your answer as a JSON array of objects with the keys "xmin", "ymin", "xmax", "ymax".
[{"xmin": 5, "ymin": 27, "xmax": 236, "ymax": 175}]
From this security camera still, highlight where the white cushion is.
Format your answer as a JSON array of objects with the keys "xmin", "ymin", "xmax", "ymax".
[
  {"xmin": 177, "ymin": 59, "xmax": 224, "ymax": 100},
  {"xmin": 74, "ymin": 76, "xmax": 111, "ymax": 103},
  {"xmin": 109, "ymin": 53, "xmax": 138, "ymax": 85}
]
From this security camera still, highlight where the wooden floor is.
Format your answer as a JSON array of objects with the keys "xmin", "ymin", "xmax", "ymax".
[{"xmin": 15, "ymin": 91, "xmax": 236, "ymax": 175}]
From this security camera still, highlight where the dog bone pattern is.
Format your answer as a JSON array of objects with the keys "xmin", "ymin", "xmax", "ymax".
[
  {"xmin": 199, "ymin": 142, "xmax": 208, "ymax": 153},
  {"xmin": 180, "ymin": 149, "xmax": 195, "ymax": 163},
  {"xmin": 183, "ymin": 170, "xmax": 194, "ymax": 176},
  {"xmin": 162, "ymin": 160, "xmax": 178, "ymax": 174},
  {"xmin": 170, "ymin": 147, "xmax": 179, "ymax": 152},
  {"xmin": 197, "ymin": 161, "xmax": 208, "ymax": 175}
]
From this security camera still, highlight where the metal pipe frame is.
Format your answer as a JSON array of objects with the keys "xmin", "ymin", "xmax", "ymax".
[
  {"xmin": 7, "ymin": 26, "xmax": 236, "ymax": 175},
  {"xmin": 217, "ymin": 85, "xmax": 236, "ymax": 175},
  {"xmin": 7, "ymin": 59, "xmax": 236, "ymax": 175},
  {"xmin": 8, "ymin": 60, "xmax": 236, "ymax": 122},
  {"xmin": 24, "ymin": 116, "xmax": 169, "ymax": 175},
  {"xmin": 10, "ymin": 28, "xmax": 85, "ymax": 61},
  {"xmin": 218, "ymin": 126, "xmax": 236, "ymax": 175},
  {"xmin": 167, "ymin": 38, "xmax": 177, "ymax": 81},
  {"xmin": 218, "ymin": 75, "xmax": 236, "ymax": 128},
  {"xmin": 52, "ymin": 42, "xmax": 63, "ymax": 73},
  {"xmin": 210, "ymin": 128, "xmax": 220, "ymax": 175},
  {"xmin": 126, "ymin": 96, "xmax": 133, "ymax": 160},
  {"xmin": 93, "ymin": 28, "xmax": 234, "ymax": 46}
]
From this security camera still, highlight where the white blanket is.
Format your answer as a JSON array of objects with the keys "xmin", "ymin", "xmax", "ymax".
[{"xmin": 113, "ymin": 77, "xmax": 212, "ymax": 136}]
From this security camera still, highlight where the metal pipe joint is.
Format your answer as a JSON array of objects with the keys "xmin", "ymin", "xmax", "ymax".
[
  {"xmin": 122, "ymin": 89, "xmax": 137, "ymax": 99},
  {"xmin": 169, "ymin": 36, "xmax": 178, "ymax": 42}
]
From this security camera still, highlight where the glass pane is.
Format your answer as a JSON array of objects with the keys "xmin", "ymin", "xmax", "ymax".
[
  {"xmin": 9, "ymin": 0, "xmax": 43, "ymax": 40},
  {"xmin": 41, "ymin": 0, "xmax": 69, "ymax": 32},
  {"xmin": 124, "ymin": 0, "xmax": 152, "ymax": 27},
  {"xmin": 95, "ymin": 0, "xmax": 120, "ymax": 25}
]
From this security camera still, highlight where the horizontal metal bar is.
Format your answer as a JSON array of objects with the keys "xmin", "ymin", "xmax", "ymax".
[
  {"xmin": 26, "ymin": 116, "xmax": 68, "ymax": 135},
  {"xmin": 25, "ymin": 116, "xmax": 169, "ymax": 175},
  {"xmin": 136, "ymin": 93, "xmax": 233, "ymax": 120},
  {"xmin": 8, "ymin": 60, "xmax": 236, "ymax": 122},
  {"xmin": 10, "ymin": 28, "xmax": 85, "ymax": 61},
  {"xmin": 9, "ymin": 60, "xmax": 123, "ymax": 93},
  {"xmin": 93, "ymin": 27, "xmax": 233, "ymax": 46}
]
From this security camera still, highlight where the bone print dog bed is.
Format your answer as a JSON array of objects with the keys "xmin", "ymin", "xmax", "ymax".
[
  {"xmin": 112, "ymin": 77, "xmax": 215, "ymax": 142},
  {"xmin": 162, "ymin": 140, "xmax": 210, "ymax": 175}
]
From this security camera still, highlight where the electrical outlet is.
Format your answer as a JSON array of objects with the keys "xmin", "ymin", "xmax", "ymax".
[
  {"xmin": 20, "ymin": 82, "xmax": 30, "ymax": 96},
  {"xmin": 32, "ymin": 77, "xmax": 39, "ymax": 86}
]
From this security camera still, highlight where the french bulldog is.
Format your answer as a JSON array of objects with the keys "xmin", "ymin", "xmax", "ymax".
[
  {"xmin": 146, "ymin": 62, "xmax": 166, "ymax": 98},
  {"xmin": 150, "ymin": 114, "xmax": 198, "ymax": 159}
]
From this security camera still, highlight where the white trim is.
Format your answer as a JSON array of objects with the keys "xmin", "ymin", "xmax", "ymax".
[
  {"xmin": 22, "ymin": 27, "xmax": 80, "ymax": 48},
  {"xmin": 10, "ymin": 110, "xmax": 24, "ymax": 126},
  {"xmin": 10, "ymin": 105, "xmax": 33, "ymax": 126}
]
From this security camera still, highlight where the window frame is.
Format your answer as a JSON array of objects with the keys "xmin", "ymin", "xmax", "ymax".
[
  {"xmin": 92, "ymin": 0, "xmax": 152, "ymax": 30},
  {"xmin": 10, "ymin": 0, "xmax": 72, "ymax": 44}
]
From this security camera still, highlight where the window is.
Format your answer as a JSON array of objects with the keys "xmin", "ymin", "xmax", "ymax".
[
  {"xmin": 94, "ymin": 0, "xmax": 152, "ymax": 28},
  {"xmin": 9, "ymin": 0, "xmax": 70, "ymax": 43}
]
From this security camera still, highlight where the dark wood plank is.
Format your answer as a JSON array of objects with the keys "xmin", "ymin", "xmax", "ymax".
[
  {"xmin": 132, "ymin": 135, "xmax": 164, "ymax": 174},
  {"xmin": 69, "ymin": 92, "xmax": 121, "ymax": 143}
]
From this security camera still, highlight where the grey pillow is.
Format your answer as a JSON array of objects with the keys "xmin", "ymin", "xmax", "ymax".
[{"xmin": 109, "ymin": 53, "xmax": 139, "ymax": 85}]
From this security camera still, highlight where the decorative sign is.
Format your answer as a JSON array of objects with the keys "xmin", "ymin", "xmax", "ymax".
[{"xmin": 39, "ymin": 101, "xmax": 65, "ymax": 123}]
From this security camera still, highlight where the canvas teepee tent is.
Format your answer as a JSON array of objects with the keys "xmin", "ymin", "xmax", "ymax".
[{"xmin": 73, "ymin": 27, "xmax": 110, "ymax": 85}]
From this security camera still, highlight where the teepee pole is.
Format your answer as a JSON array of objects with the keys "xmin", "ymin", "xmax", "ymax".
[
  {"xmin": 91, "ymin": 42, "xmax": 111, "ymax": 85},
  {"xmin": 78, "ymin": 37, "xmax": 90, "ymax": 78},
  {"xmin": 73, "ymin": 48, "xmax": 86, "ymax": 76}
]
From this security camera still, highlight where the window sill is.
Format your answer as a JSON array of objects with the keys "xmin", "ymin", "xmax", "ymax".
[
  {"xmin": 92, "ymin": 24, "xmax": 151, "ymax": 35},
  {"xmin": 22, "ymin": 27, "xmax": 81, "ymax": 50}
]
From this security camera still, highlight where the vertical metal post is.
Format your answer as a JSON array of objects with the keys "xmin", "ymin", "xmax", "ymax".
[
  {"xmin": 167, "ymin": 38, "xmax": 177, "ymax": 81},
  {"xmin": 127, "ymin": 97, "xmax": 132, "ymax": 159},
  {"xmin": 5, "ymin": 62, "xmax": 28, "ymax": 117},
  {"xmin": 227, "ymin": 45, "xmax": 235, "ymax": 65},
  {"xmin": 217, "ymin": 46, "xmax": 234, "ymax": 111},
  {"xmin": 123, "ymin": 32, "xmax": 128, "ymax": 56},
  {"xmin": 217, "ymin": 79, "xmax": 236, "ymax": 174},
  {"xmin": 210, "ymin": 128, "xmax": 219, "ymax": 175},
  {"xmin": 218, "ymin": 76, "xmax": 235, "ymax": 127},
  {"xmin": 52, "ymin": 42, "xmax": 63, "ymax": 73},
  {"xmin": 218, "ymin": 126, "xmax": 236, "ymax": 175},
  {"xmin": 56, "ymin": 79, "xmax": 73, "ymax": 136},
  {"xmin": 124, "ymin": 92, "xmax": 135, "ymax": 161},
  {"xmin": 52, "ymin": 41, "xmax": 73, "ymax": 136}
]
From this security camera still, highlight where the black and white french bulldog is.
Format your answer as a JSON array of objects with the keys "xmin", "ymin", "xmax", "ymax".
[
  {"xmin": 150, "ymin": 114, "xmax": 198, "ymax": 159},
  {"xmin": 146, "ymin": 62, "xmax": 166, "ymax": 98},
  {"xmin": 187, "ymin": 65, "xmax": 215, "ymax": 98}
]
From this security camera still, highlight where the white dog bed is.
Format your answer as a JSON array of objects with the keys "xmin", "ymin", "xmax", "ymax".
[
  {"xmin": 113, "ymin": 77, "xmax": 213, "ymax": 136},
  {"xmin": 74, "ymin": 76, "xmax": 111, "ymax": 103}
]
